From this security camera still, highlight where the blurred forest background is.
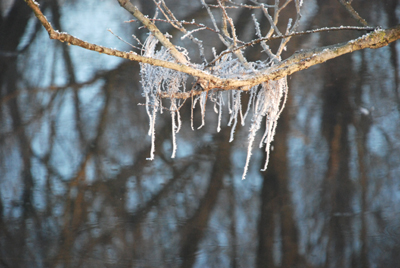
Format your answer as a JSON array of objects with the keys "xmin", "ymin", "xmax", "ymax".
[{"xmin": 1, "ymin": 0, "xmax": 400, "ymax": 267}]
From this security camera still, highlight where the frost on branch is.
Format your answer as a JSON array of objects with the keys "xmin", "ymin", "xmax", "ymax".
[
  {"xmin": 138, "ymin": 0, "xmax": 298, "ymax": 179},
  {"xmin": 140, "ymin": 31, "xmax": 287, "ymax": 178},
  {"xmin": 140, "ymin": 34, "xmax": 197, "ymax": 159},
  {"xmin": 26, "ymin": 0, "xmax": 393, "ymax": 179}
]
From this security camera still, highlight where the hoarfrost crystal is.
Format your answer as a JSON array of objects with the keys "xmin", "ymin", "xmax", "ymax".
[
  {"xmin": 140, "ymin": 33, "xmax": 288, "ymax": 179},
  {"xmin": 137, "ymin": 0, "xmax": 300, "ymax": 179},
  {"xmin": 140, "ymin": 34, "xmax": 191, "ymax": 159}
]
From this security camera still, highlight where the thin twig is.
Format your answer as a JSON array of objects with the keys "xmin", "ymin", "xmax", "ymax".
[
  {"xmin": 208, "ymin": 25, "xmax": 376, "ymax": 66},
  {"xmin": 108, "ymin": 29, "xmax": 143, "ymax": 51},
  {"xmin": 338, "ymin": 0, "xmax": 369, "ymax": 26},
  {"xmin": 117, "ymin": 0, "xmax": 189, "ymax": 65},
  {"xmin": 229, "ymin": 0, "xmax": 274, "ymax": 9},
  {"xmin": 128, "ymin": 18, "xmax": 217, "ymax": 33},
  {"xmin": 24, "ymin": 0, "xmax": 400, "ymax": 93},
  {"xmin": 151, "ymin": 0, "xmax": 208, "ymax": 62},
  {"xmin": 278, "ymin": 0, "xmax": 293, "ymax": 13}
]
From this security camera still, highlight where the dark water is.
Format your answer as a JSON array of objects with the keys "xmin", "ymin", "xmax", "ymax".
[{"xmin": 1, "ymin": 0, "xmax": 400, "ymax": 267}]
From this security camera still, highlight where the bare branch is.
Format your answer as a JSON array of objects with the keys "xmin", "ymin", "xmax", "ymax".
[
  {"xmin": 217, "ymin": 0, "xmax": 251, "ymax": 69},
  {"xmin": 261, "ymin": 4, "xmax": 281, "ymax": 37},
  {"xmin": 117, "ymin": 0, "xmax": 189, "ymax": 64},
  {"xmin": 276, "ymin": 18, "xmax": 293, "ymax": 57},
  {"xmin": 252, "ymin": 14, "xmax": 279, "ymax": 63},
  {"xmin": 127, "ymin": 18, "xmax": 217, "ymax": 33},
  {"xmin": 22, "ymin": 0, "xmax": 400, "ymax": 178},
  {"xmin": 108, "ymin": 29, "xmax": 143, "ymax": 52},
  {"xmin": 338, "ymin": 0, "xmax": 369, "ymax": 26},
  {"xmin": 151, "ymin": 0, "xmax": 208, "ymax": 62},
  {"xmin": 25, "ymin": 0, "xmax": 400, "ymax": 93},
  {"xmin": 208, "ymin": 25, "xmax": 375, "ymax": 66},
  {"xmin": 24, "ymin": 0, "xmax": 214, "ymax": 75}
]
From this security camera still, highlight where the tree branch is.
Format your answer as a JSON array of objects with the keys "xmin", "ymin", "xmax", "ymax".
[
  {"xmin": 234, "ymin": 26, "xmax": 400, "ymax": 87},
  {"xmin": 24, "ymin": 0, "xmax": 400, "ymax": 95},
  {"xmin": 338, "ymin": 0, "xmax": 369, "ymax": 26},
  {"xmin": 117, "ymin": 0, "xmax": 189, "ymax": 65},
  {"xmin": 22, "ymin": 0, "xmax": 400, "ymax": 179},
  {"xmin": 208, "ymin": 26, "xmax": 375, "ymax": 66},
  {"xmin": 23, "ymin": 0, "xmax": 215, "ymax": 77}
]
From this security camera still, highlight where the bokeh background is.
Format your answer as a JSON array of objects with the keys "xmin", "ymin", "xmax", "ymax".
[{"xmin": 1, "ymin": 0, "xmax": 400, "ymax": 267}]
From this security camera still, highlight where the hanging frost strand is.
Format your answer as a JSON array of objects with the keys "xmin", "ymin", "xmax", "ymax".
[
  {"xmin": 139, "ymin": 32, "xmax": 289, "ymax": 179},
  {"xmin": 217, "ymin": 92, "xmax": 223, "ymax": 133},
  {"xmin": 139, "ymin": 31, "xmax": 290, "ymax": 179},
  {"xmin": 140, "ymin": 33, "xmax": 193, "ymax": 160},
  {"xmin": 171, "ymin": 100, "xmax": 177, "ymax": 158},
  {"xmin": 242, "ymin": 78, "xmax": 288, "ymax": 180},
  {"xmin": 132, "ymin": 0, "xmax": 301, "ymax": 179},
  {"xmin": 260, "ymin": 78, "xmax": 288, "ymax": 171},
  {"xmin": 229, "ymin": 90, "xmax": 242, "ymax": 142},
  {"xmin": 197, "ymin": 92, "xmax": 207, "ymax": 129}
]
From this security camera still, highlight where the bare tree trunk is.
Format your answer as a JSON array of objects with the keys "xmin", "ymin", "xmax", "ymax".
[
  {"xmin": 315, "ymin": 0, "xmax": 357, "ymax": 266},
  {"xmin": 179, "ymin": 127, "xmax": 231, "ymax": 268},
  {"xmin": 257, "ymin": 93, "xmax": 305, "ymax": 267}
]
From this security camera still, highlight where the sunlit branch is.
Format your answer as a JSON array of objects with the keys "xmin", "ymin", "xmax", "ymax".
[
  {"xmin": 132, "ymin": 17, "xmax": 216, "ymax": 33},
  {"xmin": 117, "ymin": 0, "xmax": 189, "ymax": 65},
  {"xmin": 25, "ymin": 0, "xmax": 400, "ymax": 93},
  {"xmin": 152, "ymin": 0, "xmax": 207, "ymax": 62},
  {"xmin": 208, "ymin": 25, "xmax": 376, "ymax": 66},
  {"xmin": 108, "ymin": 29, "xmax": 143, "ymax": 52},
  {"xmin": 24, "ymin": 0, "xmax": 216, "ymax": 76},
  {"xmin": 338, "ymin": 0, "xmax": 369, "ymax": 26},
  {"xmin": 217, "ymin": 0, "xmax": 251, "ymax": 69}
]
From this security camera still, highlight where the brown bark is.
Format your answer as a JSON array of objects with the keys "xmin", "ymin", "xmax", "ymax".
[{"xmin": 24, "ymin": 0, "xmax": 400, "ymax": 94}]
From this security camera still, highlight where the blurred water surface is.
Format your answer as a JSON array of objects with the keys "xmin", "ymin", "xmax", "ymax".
[{"xmin": 1, "ymin": 0, "xmax": 400, "ymax": 267}]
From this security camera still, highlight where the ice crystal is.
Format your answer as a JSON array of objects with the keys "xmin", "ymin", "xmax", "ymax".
[
  {"xmin": 197, "ymin": 92, "xmax": 207, "ymax": 129},
  {"xmin": 140, "ymin": 34, "xmax": 289, "ymax": 179},
  {"xmin": 140, "ymin": 34, "xmax": 190, "ymax": 159},
  {"xmin": 240, "ymin": 78, "xmax": 288, "ymax": 179}
]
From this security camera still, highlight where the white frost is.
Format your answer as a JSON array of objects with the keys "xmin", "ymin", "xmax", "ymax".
[
  {"xmin": 139, "ymin": 29, "xmax": 290, "ymax": 179},
  {"xmin": 140, "ymin": 34, "xmax": 193, "ymax": 160},
  {"xmin": 242, "ymin": 78, "xmax": 288, "ymax": 179}
]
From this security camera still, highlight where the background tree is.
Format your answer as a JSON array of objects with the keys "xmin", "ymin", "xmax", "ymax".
[
  {"xmin": 24, "ymin": 0, "xmax": 400, "ymax": 178},
  {"xmin": 0, "ymin": 0, "xmax": 400, "ymax": 267}
]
